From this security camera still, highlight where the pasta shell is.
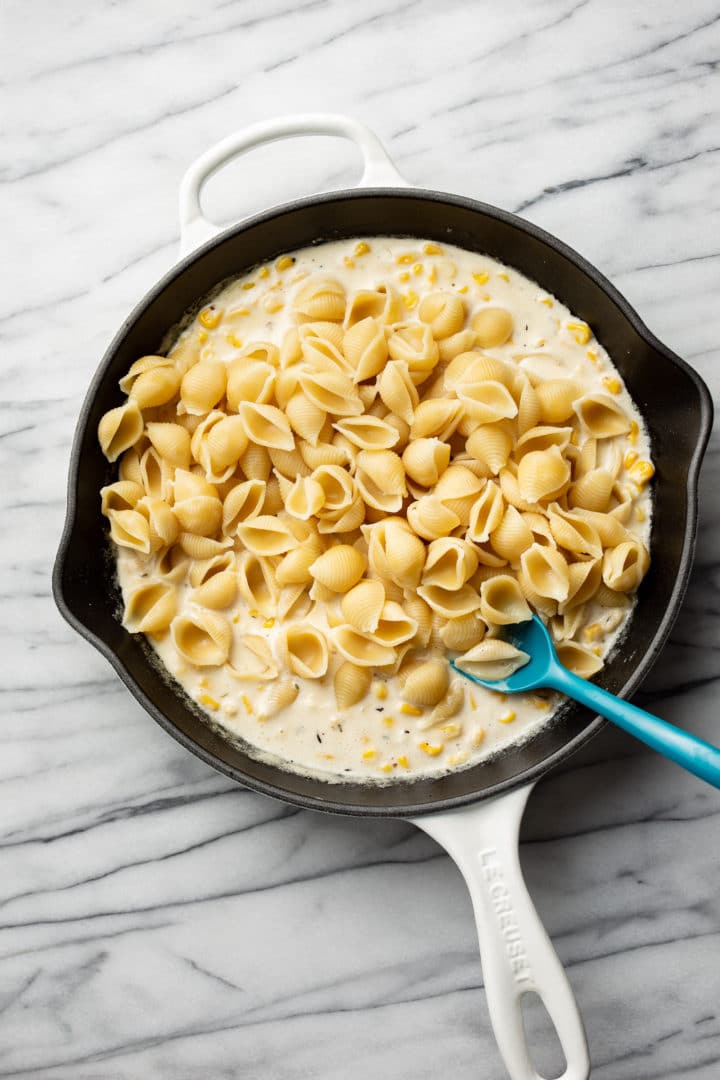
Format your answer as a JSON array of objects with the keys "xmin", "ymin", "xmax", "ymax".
[
  {"xmin": 418, "ymin": 291, "xmax": 466, "ymax": 339},
  {"xmin": 309, "ymin": 545, "xmax": 367, "ymax": 592},
  {"xmin": 341, "ymin": 579, "xmax": 385, "ymax": 633},
  {"xmin": 261, "ymin": 680, "xmax": 299, "ymax": 718},
  {"xmin": 285, "ymin": 392, "xmax": 326, "ymax": 446},
  {"xmin": 237, "ymin": 341, "xmax": 280, "ymax": 368},
  {"xmin": 342, "ymin": 317, "xmax": 389, "ymax": 382},
  {"xmin": 520, "ymin": 544, "xmax": 570, "ymax": 602},
  {"xmin": 312, "ymin": 465, "xmax": 356, "ymax": 516},
  {"xmin": 438, "ymin": 328, "xmax": 477, "ymax": 364},
  {"xmin": 268, "ymin": 446, "xmax": 311, "ymax": 479},
  {"xmin": 123, "ymin": 581, "xmax": 177, "ymax": 633},
  {"xmin": 466, "ymin": 423, "xmax": 513, "ymax": 476},
  {"xmin": 439, "ymin": 612, "xmax": 487, "ymax": 651},
  {"xmin": 417, "ymin": 583, "xmax": 482, "ymax": 618},
  {"xmin": 282, "ymin": 624, "xmax": 329, "ymax": 679},
  {"xmin": 514, "ymin": 425, "xmax": 573, "ymax": 458},
  {"xmin": 457, "ymin": 380, "xmax": 518, "ymax": 425},
  {"xmin": 301, "ymin": 332, "xmax": 354, "ymax": 378},
  {"xmin": 280, "ymin": 327, "xmax": 303, "ymax": 369},
  {"xmin": 489, "ymin": 506, "xmax": 534, "ymax": 563},
  {"xmin": 517, "ymin": 379, "xmax": 541, "ymax": 435},
  {"xmin": 367, "ymin": 601, "xmax": 418, "ymax": 646},
  {"xmin": 407, "ymin": 495, "xmax": 460, "ymax": 540},
  {"xmin": 343, "ymin": 283, "xmax": 402, "ymax": 328},
  {"xmin": 471, "ymin": 306, "xmax": 513, "ymax": 348},
  {"xmin": 205, "ymin": 415, "xmax": 249, "ymax": 474},
  {"xmin": 410, "ymin": 398, "xmax": 463, "ymax": 441},
  {"xmin": 387, "ymin": 323, "xmax": 440, "ymax": 382},
  {"xmin": 275, "ymin": 536, "xmax": 325, "ymax": 587},
  {"xmin": 155, "ymin": 545, "xmax": 191, "ymax": 583},
  {"xmin": 480, "ymin": 575, "xmax": 532, "ymax": 625},
  {"xmin": 402, "ymin": 438, "xmax": 450, "ymax": 488},
  {"xmin": 191, "ymin": 570, "xmax": 237, "ymax": 609},
  {"xmin": 277, "ymin": 583, "xmax": 312, "ymax": 621},
  {"xmin": 129, "ymin": 366, "xmax": 181, "ymax": 410},
  {"xmin": 334, "ymin": 662, "xmax": 372, "ymax": 710},
  {"xmin": 364, "ymin": 517, "xmax": 426, "ymax": 590},
  {"xmin": 317, "ymin": 496, "xmax": 366, "ymax": 534},
  {"xmin": 521, "ymin": 511, "xmax": 556, "ymax": 548},
  {"xmin": 536, "ymin": 380, "xmax": 582, "ymax": 424},
  {"xmin": 444, "ymin": 351, "xmax": 512, "ymax": 391},
  {"xmin": 237, "ymin": 551, "xmax": 278, "ymax": 615},
  {"xmin": 171, "ymin": 610, "xmax": 232, "ymax": 667},
  {"xmin": 174, "ymin": 494, "xmax": 222, "ymax": 536},
  {"xmin": 137, "ymin": 496, "xmax": 179, "ymax": 548},
  {"xmin": 100, "ymin": 480, "xmax": 144, "ymax": 515},
  {"xmin": 226, "ymin": 635, "xmax": 279, "ymax": 682},
  {"xmin": 419, "ymin": 680, "xmax": 466, "ymax": 729},
  {"xmin": 108, "ymin": 508, "xmax": 151, "ymax": 553},
  {"xmin": 556, "ymin": 640, "xmax": 603, "ymax": 679},
  {"xmin": 145, "ymin": 422, "xmax": 191, "ymax": 469},
  {"xmin": 188, "ymin": 552, "xmax": 235, "ymax": 588},
  {"xmin": 118, "ymin": 446, "xmax": 144, "ymax": 486},
  {"xmin": 467, "ymin": 481, "xmax": 505, "ymax": 543},
  {"xmin": 293, "ymin": 277, "xmax": 346, "ymax": 323},
  {"xmin": 602, "ymin": 540, "xmax": 650, "ymax": 593},
  {"xmin": 423, "ymin": 537, "xmax": 479, "ymax": 590},
  {"xmin": 239, "ymin": 402, "xmax": 295, "ymax": 452},
  {"xmin": 333, "ymin": 626, "xmax": 396, "ymax": 668},
  {"xmin": 575, "ymin": 393, "xmax": 631, "ymax": 438},
  {"xmin": 237, "ymin": 515, "xmax": 296, "ymax": 556},
  {"xmin": 568, "ymin": 468, "xmax": 615, "ymax": 512},
  {"xmin": 333, "ymin": 415, "xmax": 399, "ymax": 451},
  {"xmin": 455, "ymin": 639, "xmax": 530, "ymax": 682},
  {"xmin": 517, "ymin": 446, "xmax": 571, "ymax": 503},
  {"xmin": 399, "ymin": 659, "xmax": 449, "ymax": 708},
  {"xmin": 119, "ymin": 354, "xmax": 173, "ymax": 395},
  {"xmin": 298, "ymin": 370, "xmax": 363, "ymax": 417},
  {"xmin": 179, "ymin": 362, "xmax": 226, "ymax": 415},
  {"xmin": 559, "ymin": 558, "xmax": 602, "ymax": 614},
  {"xmin": 547, "ymin": 503, "xmax": 603, "ymax": 559},
  {"xmin": 571, "ymin": 508, "xmax": 631, "ymax": 547},
  {"xmin": 177, "ymin": 532, "xmax": 232, "ymax": 560},
  {"xmin": 299, "ymin": 320, "xmax": 345, "ymax": 352},
  {"xmin": 239, "ymin": 443, "xmax": 272, "ymax": 482},
  {"xmin": 355, "ymin": 450, "xmax": 407, "ymax": 513},
  {"xmin": 282, "ymin": 476, "xmax": 324, "ymax": 520},
  {"xmin": 226, "ymin": 359, "xmax": 276, "ymax": 411},
  {"xmin": 377, "ymin": 360, "xmax": 419, "ymax": 425},
  {"xmin": 404, "ymin": 595, "xmax": 434, "ymax": 647},
  {"xmin": 433, "ymin": 464, "xmax": 485, "ymax": 526},
  {"xmin": 222, "ymin": 479, "xmax": 266, "ymax": 534},
  {"xmin": 98, "ymin": 401, "xmax": 144, "ymax": 462}
]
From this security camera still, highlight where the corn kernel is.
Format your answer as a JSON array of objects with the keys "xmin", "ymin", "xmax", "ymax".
[
  {"xmin": 322, "ymin": 753, "xmax": 335, "ymax": 761},
  {"xmin": 276, "ymin": 255, "xmax": 294, "ymax": 271},
  {"xmin": 343, "ymin": 256, "xmax": 356, "ymax": 269},
  {"xmin": 447, "ymin": 751, "xmax": 469, "ymax": 766},
  {"xmin": 402, "ymin": 290, "xmax": 419, "ymax": 310},
  {"xmin": 241, "ymin": 281, "xmax": 256, "ymax": 291},
  {"xmin": 291, "ymin": 269, "xmax": 309, "ymax": 283},
  {"xmin": 379, "ymin": 763, "xmax": 393, "ymax": 774},
  {"xmin": 223, "ymin": 701, "xmax": 238, "ymax": 717},
  {"xmin": 262, "ymin": 617, "xmax": 275, "ymax": 629},
  {"xmin": 497, "ymin": 271, "xmax": 510, "ymax": 282},
  {"xmin": 531, "ymin": 696, "xmax": 550, "ymax": 710},
  {"xmin": 241, "ymin": 694, "xmax": 253, "ymax": 715},
  {"xmin": 427, "ymin": 266, "xmax": 437, "ymax": 285},
  {"xmin": 226, "ymin": 332, "xmax": 243, "ymax": 349},
  {"xmin": 419, "ymin": 741, "xmax": 444, "ymax": 756},
  {"xmin": 583, "ymin": 623, "xmax": 603, "ymax": 643},
  {"xmin": 498, "ymin": 710, "xmax": 516, "ymax": 724},
  {"xmin": 592, "ymin": 645, "xmax": 603, "ymax": 657},
  {"xmin": 373, "ymin": 681, "xmax": 388, "ymax": 701},
  {"xmin": 262, "ymin": 296, "xmax": 284, "ymax": 314},
  {"xmin": 228, "ymin": 307, "xmax": 251, "ymax": 319},
  {"xmin": 400, "ymin": 703, "xmax": 423, "ymax": 716},
  {"xmin": 397, "ymin": 755, "xmax": 410, "ymax": 768},
  {"xmin": 354, "ymin": 240, "xmax": 370, "ymax": 256},
  {"xmin": 631, "ymin": 460, "xmax": 654, "ymax": 486},
  {"xmin": 482, "ymin": 293, "xmax": 491, "ymax": 302},
  {"xmin": 362, "ymin": 748, "xmax": 377, "ymax": 761},
  {"xmin": 603, "ymin": 375, "xmax": 622, "ymax": 395},
  {"xmin": 198, "ymin": 692, "xmax": 219, "ymax": 711},
  {"xmin": 199, "ymin": 306, "xmax": 222, "ymax": 329},
  {"xmin": 628, "ymin": 421, "xmax": 639, "ymax": 445},
  {"xmin": 470, "ymin": 693, "xmax": 478, "ymax": 710},
  {"xmin": 258, "ymin": 266, "xmax": 270, "ymax": 279},
  {"xmin": 457, "ymin": 285, "xmax": 469, "ymax": 294},
  {"xmin": 535, "ymin": 339, "xmax": 546, "ymax": 348},
  {"xmin": 248, "ymin": 609, "xmax": 259, "ymax": 618},
  {"xmin": 197, "ymin": 330, "xmax": 208, "ymax": 344},
  {"xmin": 440, "ymin": 722, "xmax": 463, "ymax": 738},
  {"xmin": 198, "ymin": 676, "xmax": 209, "ymax": 688},
  {"xmin": 587, "ymin": 348, "xmax": 599, "ymax": 364},
  {"xmin": 397, "ymin": 253, "xmax": 414, "ymax": 264},
  {"xmin": 567, "ymin": 321, "xmax": 591, "ymax": 345},
  {"xmin": 539, "ymin": 296, "xmax": 554, "ymax": 307},
  {"xmin": 412, "ymin": 262, "xmax": 423, "ymax": 276},
  {"xmin": 232, "ymin": 614, "xmax": 240, "ymax": 624},
  {"xmin": 624, "ymin": 450, "xmax": 638, "ymax": 469},
  {"xmin": 383, "ymin": 716, "xmax": 394, "ymax": 727},
  {"xmin": 472, "ymin": 271, "xmax": 490, "ymax": 285},
  {"xmin": 398, "ymin": 270, "xmax": 410, "ymax": 283},
  {"xmin": 422, "ymin": 242, "xmax": 444, "ymax": 255},
  {"xmin": 472, "ymin": 727, "xmax": 485, "ymax": 746}
]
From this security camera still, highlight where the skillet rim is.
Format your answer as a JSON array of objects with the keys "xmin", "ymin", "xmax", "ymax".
[{"xmin": 52, "ymin": 186, "xmax": 714, "ymax": 817}]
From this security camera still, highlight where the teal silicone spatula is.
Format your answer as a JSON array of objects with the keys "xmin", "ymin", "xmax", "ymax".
[{"xmin": 451, "ymin": 615, "xmax": 720, "ymax": 789}]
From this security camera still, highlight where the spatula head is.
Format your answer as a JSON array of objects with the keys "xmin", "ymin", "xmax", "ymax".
[{"xmin": 451, "ymin": 615, "xmax": 558, "ymax": 694}]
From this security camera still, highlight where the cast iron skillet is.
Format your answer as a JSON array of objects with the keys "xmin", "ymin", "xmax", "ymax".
[{"xmin": 53, "ymin": 116, "xmax": 713, "ymax": 1080}]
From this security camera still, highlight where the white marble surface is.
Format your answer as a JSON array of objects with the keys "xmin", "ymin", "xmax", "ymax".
[{"xmin": 3, "ymin": 1, "xmax": 720, "ymax": 1076}]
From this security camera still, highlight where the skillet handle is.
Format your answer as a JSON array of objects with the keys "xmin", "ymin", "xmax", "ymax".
[
  {"xmin": 178, "ymin": 113, "xmax": 409, "ymax": 255},
  {"xmin": 411, "ymin": 785, "xmax": 589, "ymax": 1080}
]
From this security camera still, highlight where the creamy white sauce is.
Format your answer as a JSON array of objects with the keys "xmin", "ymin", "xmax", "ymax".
[{"xmin": 116, "ymin": 237, "xmax": 652, "ymax": 782}]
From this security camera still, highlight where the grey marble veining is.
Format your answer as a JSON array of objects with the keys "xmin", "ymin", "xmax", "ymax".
[{"xmin": 2, "ymin": 1, "xmax": 720, "ymax": 1076}]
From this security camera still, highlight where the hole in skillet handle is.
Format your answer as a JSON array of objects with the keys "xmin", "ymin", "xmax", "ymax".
[{"xmin": 520, "ymin": 991, "xmax": 567, "ymax": 1080}]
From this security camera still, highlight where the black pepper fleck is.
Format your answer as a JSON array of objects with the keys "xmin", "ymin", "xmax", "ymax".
[
  {"xmin": 376, "ymin": 707, "xmax": 384, "ymax": 713},
  {"xmin": 316, "ymin": 733, "xmax": 322, "ymax": 743}
]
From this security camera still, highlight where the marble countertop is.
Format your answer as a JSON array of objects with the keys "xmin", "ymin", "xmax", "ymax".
[{"xmin": 3, "ymin": 1, "xmax": 720, "ymax": 1076}]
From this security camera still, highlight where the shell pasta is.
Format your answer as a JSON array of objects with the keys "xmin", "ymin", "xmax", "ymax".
[{"xmin": 100, "ymin": 236, "xmax": 653, "ymax": 781}]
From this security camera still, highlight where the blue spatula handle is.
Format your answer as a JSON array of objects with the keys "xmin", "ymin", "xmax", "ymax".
[{"xmin": 548, "ymin": 664, "xmax": 720, "ymax": 789}]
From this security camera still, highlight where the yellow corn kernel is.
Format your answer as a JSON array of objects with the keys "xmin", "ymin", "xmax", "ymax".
[
  {"xmin": 472, "ymin": 270, "xmax": 490, "ymax": 285},
  {"xmin": 531, "ymin": 696, "xmax": 550, "ymax": 710},
  {"xmin": 198, "ymin": 692, "xmax": 219, "ymax": 711},
  {"xmin": 398, "ymin": 270, "xmax": 410, "ymax": 283},
  {"xmin": 291, "ymin": 269, "xmax": 309, "ymax": 283},
  {"xmin": 262, "ymin": 617, "xmax": 275, "ymax": 630},
  {"xmin": 232, "ymin": 614, "xmax": 240, "ymax": 624},
  {"xmin": 412, "ymin": 262, "xmax": 423, "ymax": 276},
  {"xmin": 241, "ymin": 281, "xmax": 256, "ymax": 291},
  {"xmin": 379, "ymin": 763, "xmax": 393, "ymax": 774},
  {"xmin": 197, "ymin": 329, "xmax": 209, "ymax": 344},
  {"xmin": 276, "ymin": 255, "xmax": 294, "ymax": 271},
  {"xmin": 248, "ymin": 609, "xmax": 259, "ymax": 618},
  {"xmin": 241, "ymin": 694, "xmax": 253, "ymax": 715},
  {"xmin": 472, "ymin": 727, "xmax": 485, "ymax": 746},
  {"xmin": 469, "ymin": 693, "xmax": 478, "ymax": 710},
  {"xmin": 226, "ymin": 332, "xmax": 243, "ymax": 349},
  {"xmin": 497, "ymin": 271, "xmax": 510, "ymax": 282},
  {"xmin": 631, "ymin": 461, "xmax": 655, "ymax": 487},
  {"xmin": 567, "ymin": 321, "xmax": 591, "ymax": 345},
  {"xmin": 362, "ymin": 748, "xmax": 377, "ymax": 761},
  {"xmin": 354, "ymin": 240, "xmax": 370, "ymax": 257},
  {"xmin": 258, "ymin": 266, "xmax": 270, "ymax": 279},
  {"xmin": 373, "ymin": 681, "xmax": 388, "ymax": 701},
  {"xmin": 583, "ymin": 623, "xmax": 603, "ymax": 643},
  {"xmin": 635, "ymin": 506, "xmax": 646, "ymax": 524},
  {"xmin": 199, "ymin": 306, "xmax": 222, "ymax": 329},
  {"xmin": 539, "ymin": 296, "xmax": 554, "ymax": 307},
  {"xmin": 440, "ymin": 722, "xmax": 463, "ymax": 738},
  {"xmin": 222, "ymin": 700, "xmax": 238, "ymax": 717},
  {"xmin": 397, "ymin": 755, "xmax": 410, "ymax": 768},
  {"xmin": 383, "ymin": 716, "xmax": 394, "ymax": 727},
  {"xmin": 321, "ymin": 753, "xmax": 335, "ymax": 761},
  {"xmin": 228, "ymin": 307, "xmax": 250, "ymax": 319},
  {"xmin": 198, "ymin": 676, "xmax": 209, "ymax": 688},
  {"xmin": 603, "ymin": 375, "xmax": 622, "ymax": 395},
  {"xmin": 457, "ymin": 285, "xmax": 469, "ymax": 294},
  {"xmin": 447, "ymin": 751, "xmax": 469, "ymax": 766},
  {"xmin": 400, "ymin": 703, "xmax": 423, "ymax": 716},
  {"xmin": 402, "ymin": 290, "xmax": 419, "ymax": 310},
  {"xmin": 422, "ymin": 242, "xmax": 444, "ymax": 255},
  {"xmin": 628, "ymin": 421, "xmax": 639, "ymax": 445},
  {"xmin": 624, "ymin": 450, "xmax": 638, "ymax": 469},
  {"xmin": 535, "ymin": 339, "xmax": 546, "ymax": 348},
  {"xmin": 343, "ymin": 256, "xmax": 356, "ymax": 269},
  {"xmin": 262, "ymin": 296, "xmax": 284, "ymax": 314},
  {"xmin": 592, "ymin": 645, "xmax": 603, "ymax": 657},
  {"xmin": 427, "ymin": 266, "xmax": 437, "ymax": 285},
  {"xmin": 587, "ymin": 348, "xmax": 599, "ymax": 364},
  {"xmin": 418, "ymin": 741, "xmax": 444, "ymax": 757},
  {"xmin": 498, "ymin": 710, "xmax": 516, "ymax": 724},
  {"xmin": 397, "ymin": 253, "xmax": 414, "ymax": 264}
]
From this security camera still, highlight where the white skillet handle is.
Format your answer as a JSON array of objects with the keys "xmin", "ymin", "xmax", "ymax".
[
  {"xmin": 411, "ymin": 785, "xmax": 589, "ymax": 1080},
  {"xmin": 178, "ymin": 113, "xmax": 409, "ymax": 255}
]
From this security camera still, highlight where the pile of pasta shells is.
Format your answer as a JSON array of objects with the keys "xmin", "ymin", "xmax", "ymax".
[{"xmin": 99, "ymin": 270, "xmax": 651, "ymax": 721}]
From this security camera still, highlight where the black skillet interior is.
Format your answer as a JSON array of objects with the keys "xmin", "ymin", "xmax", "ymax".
[{"xmin": 53, "ymin": 190, "xmax": 713, "ymax": 817}]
